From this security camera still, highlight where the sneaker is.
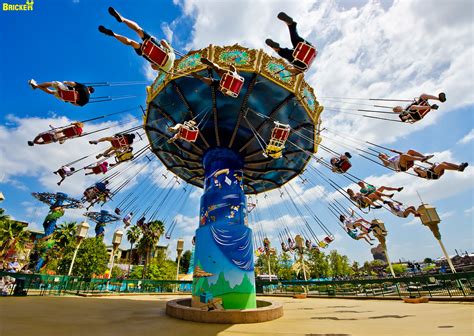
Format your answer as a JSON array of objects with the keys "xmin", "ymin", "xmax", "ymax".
[
  {"xmin": 96, "ymin": 155, "xmax": 102, "ymax": 159},
  {"xmin": 397, "ymin": 187, "xmax": 404, "ymax": 192},
  {"xmin": 98, "ymin": 25, "xmax": 114, "ymax": 36},
  {"xmin": 27, "ymin": 141, "xmax": 34, "ymax": 146},
  {"xmin": 431, "ymin": 104, "xmax": 439, "ymax": 110},
  {"xmin": 388, "ymin": 193, "xmax": 395, "ymax": 198},
  {"xmin": 89, "ymin": 140, "xmax": 98, "ymax": 144},
  {"xmin": 108, "ymin": 7, "xmax": 123, "ymax": 22},
  {"xmin": 458, "ymin": 162, "xmax": 468, "ymax": 172},
  {"xmin": 265, "ymin": 39, "xmax": 280, "ymax": 49},
  {"xmin": 438, "ymin": 92, "xmax": 446, "ymax": 102},
  {"xmin": 277, "ymin": 12, "xmax": 295, "ymax": 25},
  {"xmin": 373, "ymin": 205, "xmax": 383, "ymax": 209},
  {"xmin": 28, "ymin": 79, "xmax": 37, "ymax": 90},
  {"xmin": 422, "ymin": 154, "xmax": 434, "ymax": 162},
  {"xmin": 200, "ymin": 57, "xmax": 214, "ymax": 67},
  {"xmin": 345, "ymin": 152, "xmax": 352, "ymax": 159}
]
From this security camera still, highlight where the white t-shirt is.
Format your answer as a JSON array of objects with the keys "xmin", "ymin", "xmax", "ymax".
[
  {"xmin": 344, "ymin": 217, "xmax": 356, "ymax": 230},
  {"xmin": 62, "ymin": 165, "xmax": 73, "ymax": 176},
  {"xmin": 386, "ymin": 155, "xmax": 400, "ymax": 171}
]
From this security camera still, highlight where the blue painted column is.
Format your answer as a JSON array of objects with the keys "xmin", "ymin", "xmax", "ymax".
[{"xmin": 192, "ymin": 148, "xmax": 256, "ymax": 309}]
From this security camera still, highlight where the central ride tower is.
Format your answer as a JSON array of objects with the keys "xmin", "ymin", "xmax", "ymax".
[{"xmin": 145, "ymin": 44, "xmax": 323, "ymax": 309}]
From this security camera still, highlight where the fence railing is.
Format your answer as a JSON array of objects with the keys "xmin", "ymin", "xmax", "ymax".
[
  {"xmin": 257, "ymin": 271, "xmax": 474, "ymax": 298},
  {"xmin": 1, "ymin": 271, "xmax": 473, "ymax": 298}
]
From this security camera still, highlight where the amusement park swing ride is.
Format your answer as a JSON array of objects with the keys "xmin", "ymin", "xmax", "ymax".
[{"xmin": 27, "ymin": 7, "xmax": 468, "ymax": 315}]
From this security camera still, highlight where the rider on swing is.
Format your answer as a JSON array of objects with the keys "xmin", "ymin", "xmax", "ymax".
[
  {"xmin": 265, "ymin": 12, "xmax": 317, "ymax": 74},
  {"xmin": 98, "ymin": 7, "xmax": 175, "ymax": 73},
  {"xmin": 28, "ymin": 122, "xmax": 84, "ymax": 146},
  {"xmin": 393, "ymin": 93, "xmax": 446, "ymax": 123},
  {"xmin": 28, "ymin": 80, "xmax": 94, "ymax": 106}
]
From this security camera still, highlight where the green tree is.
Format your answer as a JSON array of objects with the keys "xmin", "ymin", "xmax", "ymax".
[
  {"xmin": 129, "ymin": 254, "xmax": 177, "ymax": 280},
  {"xmin": 0, "ymin": 208, "xmax": 30, "ymax": 258},
  {"xmin": 306, "ymin": 249, "xmax": 330, "ymax": 278},
  {"xmin": 52, "ymin": 222, "xmax": 76, "ymax": 250},
  {"xmin": 327, "ymin": 250, "xmax": 353, "ymax": 277},
  {"xmin": 255, "ymin": 252, "xmax": 279, "ymax": 276},
  {"xmin": 423, "ymin": 257, "xmax": 433, "ymax": 264},
  {"xmin": 126, "ymin": 225, "xmax": 141, "ymax": 276},
  {"xmin": 177, "ymin": 250, "xmax": 192, "ymax": 274},
  {"xmin": 137, "ymin": 220, "xmax": 165, "ymax": 278},
  {"xmin": 277, "ymin": 252, "xmax": 295, "ymax": 280},
  {"xmin": 386, "ymin": 263, "xmax": 407, "ymax": 275},
  {"xmin": 351, "ymin": 261, "xmax": 360, "ymax": 276},
  {"xmin": 58, "ymin": 237, "xmax": 108, "ymax": 277}
]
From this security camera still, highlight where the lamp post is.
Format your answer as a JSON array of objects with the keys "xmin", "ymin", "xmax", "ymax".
[
  {"xmin": 108, "ymin": 230, "xmax": 124, "ymax": 278},
  {"xmin": 175, "ymin": 239, "xmax": 184, "ymax": 292},
  {"xmin": 371, "ymin": 219, "xmax": 400, "ymax": 296},
  {"xmin": 371, "ymin": 219, "xmax": 396, "ymax": 278},
  {"xmin": 417, "ymin": 204, "xmax": 458, "ymax": 273},
  {"xmin": 68, "ymin": 221, "xmax": 90, "ymax": 276}
]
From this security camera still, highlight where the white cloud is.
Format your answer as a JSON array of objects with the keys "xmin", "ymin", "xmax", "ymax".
[
  {"xmin": 142, "ymin": 61, "xmax": 158, "ymax": 81},
  {"xmin": 458, "ymin": 129, "xmax": 474, "ymax": 145},
  {"xmin": 0, "ymin": 114, "xmax": 146, "ymax": 198},
  {"xmin": 175, "ymin": 0, "xmax": 474, "ymax": 145}
]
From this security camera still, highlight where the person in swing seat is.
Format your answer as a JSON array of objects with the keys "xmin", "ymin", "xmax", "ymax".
[
  {"xmin": 357, "ymin": 181, "xmax": 403, "ymax": 203},
  {"xmin": 98, "ymin": 7, "xmax": 175, "ymax": 73},
  {"xmin": 378, "ymin": 149, "xmax": 433, "ymax": 172},
  {"xmin": 393, "ymin": 93, "xmax": 446, "ymax": 123},
  {"xmin": 28, "ymin": 80, "xmax": 94, "ymax": 106},
  {"xmin": 28, "ymin": 122, "xmax": 84, "ymax": 146},
  {"xmin": 346, "ymin": 189, "xmax": 382, "ymax": 209},
  {"xmin": 383, "ymin": 200, "xmax": 420, "ymax": 218},
  {"xmin": 53, "ymin": 165, "xmax": 75, "ymax": 186},
  {"xmin": 413, "ymin": 161, "xmax": 468, "ymax": 180},
  {"xmin": 330, "ymin": 152, "xmax": 352, "ymax": 173},
  {"xmin": 89, "ymin": 133, "xmax": 135, "ymax": 159},
  {"xmin": 265, "ymin": 12, "xmax": 316, "ymax": 73}
]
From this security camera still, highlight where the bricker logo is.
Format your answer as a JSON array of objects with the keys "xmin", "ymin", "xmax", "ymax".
[{"xmin": 3, "ymin": 0, "xmax": 34, "ymax": 11}]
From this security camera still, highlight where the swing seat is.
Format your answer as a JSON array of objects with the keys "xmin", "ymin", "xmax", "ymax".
[
  {"xmin": 39, "ymin": 132, "xmax": 56, "ymax": 144},
  {"xmin": 179, "ymin": 124, "xmax": 199, "ymax": 142},
  {"xmin": 83, "ymin": 187, "xmax": 98, "ymax": 201},
  {"xmin": 323, "ymin": 235, "xmax": 335, "ymax": 244},
  {"xmin": 219, "ymin": 72, "xmax": 244, "ymax": 98},
  {"xmin": 318, "ymin": 241, "xmax": 328, "ymax": 248},
  {"xmin": 116, "ymin": 151, "xmax": 134, "ymax": 163},
  {"xmin": 62, "ymin": 125, "xmax": 83, "ymax": 138},
  {"xmin": 292, "ymin": 42, "xmax": 317, "ymax": 71},
  {"xmin": 57, "ymin": 89, "xmax": 79, "ymax": 103},
  {"xmin": 92, "ymin": 165, "xmax": 107, "ymax": 174},
  {"xmin": 111, "ymin": 136, "xmax": 130, "ymax": 149},
  {"xmin": 271, "ymin": 122, "xmax": 291, "ymax": 141},
  {"xmin": 141, "ymin": 39, "xmax": 169, "ymax": 68},
  {"xmin": 265, "ymin": 144, "xmax": 284, "ymax": 159},
  {"xmin": 337, "ymin": 160, "xmax": 352, "ymax": 173}
]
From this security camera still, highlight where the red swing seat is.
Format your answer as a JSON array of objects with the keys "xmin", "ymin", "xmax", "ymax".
[
  {"xmin": 323, "ymin": 235, "xmax": 335, "ymax": 244},
  {"xmin": 62, "ymin": 125, "xmax": 82, "ymax": 137},
  {"xmin": 271, "ymin": 122, "xmax": 291, "ymax": 141},
  {"xmin": 141, "ymin": 39, "xmax": 169, "ymax": 68},
  {"xmin": 337, "ymin": 160, "xmax": 352, "ymax": 173},
  {"xmin": 57, "ymin": 88, "xmax": 79, "ymax": 103},
  {"xmin": 292, "ymin": 42, "xmax": 317, "ymax": 71},
  {"xmin": 219, "ymin": 72, "xmax": 244, "ymax": 98},
  {"xmin": 178, "ymin": 123, "xmax": 199, "ymax": 142},
  {"xmin": 39, "ymin": 132, "xmax": 56, "ymax": 144},
  {"xmin": 111, "ymin": 136, "xmax": 130, "ymax": 149}
]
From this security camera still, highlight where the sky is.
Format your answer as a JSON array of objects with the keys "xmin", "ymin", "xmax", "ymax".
[{"xmin": 0, "ymin": 0, "xmax": 473, "ymax": 265}]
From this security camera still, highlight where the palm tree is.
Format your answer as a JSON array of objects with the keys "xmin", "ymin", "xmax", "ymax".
[
  {"xmin": 0, "ymin": 209, "xmax": 31, "ymax": 259},
  {"xmin": 137, "ymin": 220, "xmax": 165, "ymax": 278},
  {"xmin": 126, "ymin": 225, "xmax": 141, "ymax": 276},
  {"xmin": 53, "ymin": 222, "xmax": 77, "ymax": 250}
]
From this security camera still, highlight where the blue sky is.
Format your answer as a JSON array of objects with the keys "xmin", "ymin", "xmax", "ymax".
[{"xmin": 0, "ymin": 0, "xmax": 472, "ymax": 263}]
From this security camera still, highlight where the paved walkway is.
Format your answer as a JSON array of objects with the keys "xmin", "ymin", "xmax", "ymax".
[{"xmin": 1, "ymin": 295, "xmax": 472, "ymax": 336}]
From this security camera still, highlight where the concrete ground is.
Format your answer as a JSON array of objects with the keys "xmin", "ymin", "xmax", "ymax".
[{"xmin": 1, "ymin": 295, "xmax": 472, "ymax": 336}]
